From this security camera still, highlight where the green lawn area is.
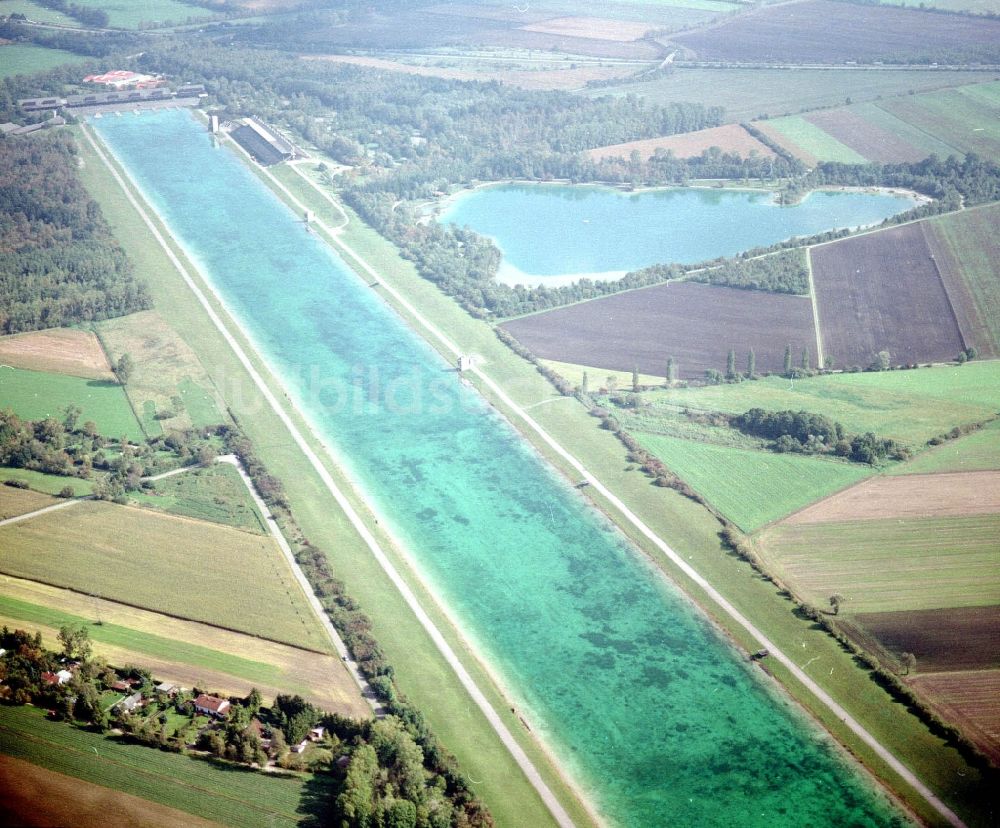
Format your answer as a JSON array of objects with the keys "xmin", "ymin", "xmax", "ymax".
[
  {"xmin": 64, "ymin": 0, "xmax": 214, "ymax": 28},
  {"xmin": 647, "ymin": 361, "xmax": 1000, "ymax": 446},
  {"xmin": 130, "ymin": 462, "xmax": 267, "ymax": 533},
  {"xmin": 928, "ymin": 203, "xmax": 1000, "ymax": 355},
  {"xmin": 0, "ymin": 593, "xmax": 283, "ymax": 685},
  {"xmin": 0, "ymin": 43, "xmax": 86, "ymax": 78},
  {"xmin": 0, "ymin": 1, "xmax": 77, "ymax": 26},
  {"xmin": 0, "ymin": 466, "xmax": 95, "ymax": 496},
  {"xmin": 0, "ymin": 499, "xmax": 329, "ymax": 652},
  {"xmin": 0, "ymin": 706, "xmax": 321, "ymax": 828},
  {"xmin": 888, "ymin": 419, "xmax": 1000, "ymax": 475},
  {"xmin": 581, "ymin": 68, "xmax": 1000, "ymax": 123},
  {"xmin": 762, "ymin": 115, "xmax": 869, "ymax": 163},
  {"xmin": 637, "ymin": 432, "xmax": 871, "ymax": 531},
  {"xmin": 0, "ymin": 366, "xmax": 145, "ymax": 441},
  {"xmin": 758, "ymin": 514, "xmax": 1000, "ymax": 613},
  {"xmin": 80, "ymin": 125, "xmax": 996, "ymax": 828}
]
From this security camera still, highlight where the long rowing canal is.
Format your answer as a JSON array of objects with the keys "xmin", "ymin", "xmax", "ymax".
[{"xmin": 93, "ymin": 110, "xmax": 909, "ymax": 827}]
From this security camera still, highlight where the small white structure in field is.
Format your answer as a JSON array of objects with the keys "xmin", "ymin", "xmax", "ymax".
[
  {"xmin": 304, "ymin": 209, "xmax": 315, "ymax": 223},
  {"xmin": 457, "ymin": 355, "xmax": 474, "ymax": 372},
  {"xmin": 210, "ymin": 114, "xmax": 219, "ymax": 134}
]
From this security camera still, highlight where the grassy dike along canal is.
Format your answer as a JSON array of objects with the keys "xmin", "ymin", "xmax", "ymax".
[{"xmin": 92, "ymin": 110, "xmax": 910, "ymax": 828}]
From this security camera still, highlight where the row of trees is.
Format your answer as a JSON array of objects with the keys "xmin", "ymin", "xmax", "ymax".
[{"xmin": 0, "ymin": 133, "xmax": 151, "ymax": 334}]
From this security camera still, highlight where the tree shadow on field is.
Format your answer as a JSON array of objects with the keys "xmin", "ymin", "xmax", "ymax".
[
  {"xmin": 87, "ymin": 379, "xmax": 121, "ymax": 388},
  {"xmin": 297, "ymin": 772, "xmax": 338, "ymax": 826}
]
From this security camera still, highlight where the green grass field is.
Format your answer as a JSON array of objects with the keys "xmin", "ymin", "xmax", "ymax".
[
  {"xmin": 647, "ymin": 362, "xmax": 1000, "ymax": 446},
  {"xmin": 581, "ymin": 68, "xmax": 1000, "ymax": 123},
  {"xmin": 0, "ymin": 593, "xmax": 283, "ymax": 685},
  {"xmin": 0, "ymin": 0, "xmax": 77, "ymax": 25},
  {"xmin": 638, "ymin": 432, "xmax": 871, "ymax": 531},
  {"xmin": 761, "ymin": 115, "xmax": 869, "ymax": 163},
  {"xmin": 0, "ymin": 499, "xmax": 329, "ymax": 651},
  {"xmin": 929, "ymin": 204, "xmax": 1000, "ymax": 355},
  {"xmin": 63, "ymin": 0, "xmax": 214, "ymax": 28},
  {"xmin": 95, "ymin": 310, "xmax": 226, "ymax": 432},
  {"xmin": 759, "ymin": 514, "xmax": 1000, "ymax": 613},
  {"xmin": 0, "ymin": 43, "xmax": 87, "ymax": 78},
  {"xmin": 130, "ymin": 462, "xmax": 267, "ymax": 533},
  {"xmin": 0, "ymin": 466, "xmax": 95, "ymax": 496},
  {"xmin": 0, "ymin": 366, "xmax": 145, "ymax": 441},
  {"xmin": 0, "ymin": 706, "xmax": 321, "ymax": 828},
  {"xmin": 888, "ymin": 419, "xmax": 1000, "ymax": 475}
]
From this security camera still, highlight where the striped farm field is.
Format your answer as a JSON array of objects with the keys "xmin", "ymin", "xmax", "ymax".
[
  {"xmin": 0, "ymin": 499, "xmax": 330, "ymax": 652},
  {"xmin": 637, "ymin": 432, "xmax": 871, "ymax": 531},
  {"xmin": 910, "ymin": 670, "xmax": 1000, "ymax": 764},
  {"xmin": 925, "ymin": 203, "xmax": 1000, "ymax": 356},
  {"xmin": 757, "ymin": 115, "xmax": 868, "ymax": 164},
  {"xmin": 757, "ymin": 513, "xmax": 1000, "ymax": 613},
  {"xmin": 0, "ymin": 576, "xmax": 367, "ymax": 714},
  {"xmin": 586, "ymin": 124, "xmax": 775, "ymax": 162},
  {"xmin": 0, "ymin": 706, "xmax": 321, "ymax": 828}
]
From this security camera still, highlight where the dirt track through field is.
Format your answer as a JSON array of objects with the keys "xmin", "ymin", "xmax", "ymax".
[{"xmin": 786, "ymin": 471, "xmax": 1000, "ymax": 524}]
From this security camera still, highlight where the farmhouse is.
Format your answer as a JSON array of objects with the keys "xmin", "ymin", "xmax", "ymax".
[
  {"xmin": 110, "ymin": 679, "xmax": 136, "ymax": 692},
  {"xmin": 40, "ymin": 670, "xmax": 72, "ymax": 686},
  {"xmin": 155, "ymin": 682, "xmax": 179, "ymax": 696},
  {"xmin": 193, "ymin": 693, "xmax": 231, "ymax": 718},
  {"xmin": 116, "ymin": 692, "xmax": 143, "ymax": 713}
]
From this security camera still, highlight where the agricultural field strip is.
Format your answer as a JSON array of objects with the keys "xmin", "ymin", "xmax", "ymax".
[
  {"xmin": 82, "ymin": 123, "xmax": 577, "ymax": 828},
  {"xmin": 0, "ymin": 713, "xmax": 306, "ymax": 826},
  {"xmin": 0, "ymin": 592, "xmax": 282, "ymax": 684},
  {"xmin": 785, "ymin": 471, "xmax": 1000, "ymax": 523},
  {"xmin": 241, "ymin": 130, "xmax": 967, "ymax": 828}
]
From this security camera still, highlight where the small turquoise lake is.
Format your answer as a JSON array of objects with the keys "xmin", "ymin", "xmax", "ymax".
[
  {"xmin": 439, "ymin": 183, "xmax": 916, "ymax": 285},
  {"xmin": 94, "ymin": 111, "xmax": 911, "ymax": 828}
]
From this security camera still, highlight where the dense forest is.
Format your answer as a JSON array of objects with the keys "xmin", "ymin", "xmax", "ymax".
[{"xmin": 0, "ymin": 133, "xmax": 150, "ymax": 334}]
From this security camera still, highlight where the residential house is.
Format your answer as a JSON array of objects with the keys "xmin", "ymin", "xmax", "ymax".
[{"xmin": 193, "ymin": 693, "xmax": 230, "ymax": 718}]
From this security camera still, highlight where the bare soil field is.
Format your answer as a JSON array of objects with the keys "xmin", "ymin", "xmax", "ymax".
[
  {"xmin": 803, "ymin": 109, "xmax": 926, "ymax": 164},
  {"xmin": 501, "ymin": 281, "xmax": 815, "ymax": 379},
  {"xmin": 810, "ymin": 221, "xmax": 967, "ymax": 369},
  {"xmin": 302, "ymin": 54, "xmax": 637, "ymax": 91},
  {"xmin": 786, "ymin": 471, "xmax": 1000, "ymax": 524},
  {"xmin": 425, "ymin": 3, "xmax": 553, "ymax": 24},
  {"xmin": 0, "ymin": 328, "xmax": 113, "ymax": 380},
  {"xmin": 520, "ymin": 16, "xmax": 653, "ymax": 42},
  {"xmin": 586, "ymin": 124, "xmax": 775, "ymax": 162},
  {"xmin": 0, "ymin": 755, "xmax": 220, "ymax": 828},
  {"xmin": 846, "ymin": 606, "xmax": 1000, "ymax": 672},
  {"xmin": 910, "ymin": 670, "xmax": 1000, "ymax": 764},
  {"xmin": 670, "ymin": 0, "xmax": 1000, "ymax": 63},
  {"xmin": 0, "ymin": 486, "xmax": 54, "ymax": 521}
]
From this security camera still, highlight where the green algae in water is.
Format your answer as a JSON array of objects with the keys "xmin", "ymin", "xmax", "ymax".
[{"xmin": 94, "ymin": 110, "xmax": 912, "ymax": 828}]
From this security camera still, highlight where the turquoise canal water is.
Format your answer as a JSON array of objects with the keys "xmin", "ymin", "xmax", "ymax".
[
  {"xmin": 94, "ymin": 110, "xmax": 909, "ymax": 827},
  {"xmin": 440, "ymin": 183, "xmax": 916, "ymax": 285}
]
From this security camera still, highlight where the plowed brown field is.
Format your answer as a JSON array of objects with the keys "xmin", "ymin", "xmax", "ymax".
[
  {"xmin": 803, "ymin": 109, "xmax": 926, "ymax": 164},
  {"xmin": 520, "ymin": 17, "xmax": 653, "ymax": 43},
  {"xmin": 911, "ymin": 670, "xmax": 1000, "ymax": 763},
  {"xmin": 786, "ymin": 471, "xmax": 1000, "ymax": 524},
  {"xmin": 586, "ymin": 124, "xmax": 775, "ymax": 162},
  {"xmin": 810, "ymin": 221, "xmax": 967, "ymax": 368},
  {"xmin": 502, "ymin": 281, "xmax": 815, "ymax": 379},
  {"xmin": 0, "ymin": 328, "xmax": 113, "ymax": 380}
]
